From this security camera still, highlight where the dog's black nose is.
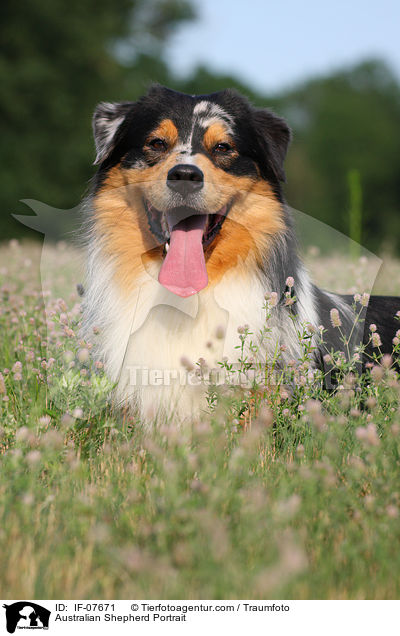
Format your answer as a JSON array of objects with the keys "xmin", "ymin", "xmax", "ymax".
[{"xmin": 167, "ymin": 164, "xmax": 204, "ymax": 194}]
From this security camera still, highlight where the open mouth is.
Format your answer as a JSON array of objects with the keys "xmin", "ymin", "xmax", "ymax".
[
  {"xmin": 144, "ymin": 200, "xmax": 231, "ymax": 298},
  {"xmin": 144, "ymin": 201, "xmax": 229, "ymax": 248}
]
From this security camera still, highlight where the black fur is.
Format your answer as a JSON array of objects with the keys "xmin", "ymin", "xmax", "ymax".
[
  {"xmin": 358, "ymin": 295, "xmax": 400, "ymax": 358},
  {"xmin": 315, "ymin": 289, "xmax": 400, "ymax": 381}
]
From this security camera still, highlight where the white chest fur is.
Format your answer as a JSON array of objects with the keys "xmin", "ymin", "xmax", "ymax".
[
  {"xmin": 83, "ymin": 247, "xmax": 315, "ymax": 424},
  {"xmin": 116, "ymin": 266, "xmax": 267, "ymax": 422}
]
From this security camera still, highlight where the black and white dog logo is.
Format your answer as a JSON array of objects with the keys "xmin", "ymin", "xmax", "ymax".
[{"xmin": 2, "ymin": 602, "xmax": 50, "ymax": 633}]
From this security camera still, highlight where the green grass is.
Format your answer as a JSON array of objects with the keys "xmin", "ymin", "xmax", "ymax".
[{"xmin": 1, "ymin": 240, "xmax": 400, "ymax": 599}]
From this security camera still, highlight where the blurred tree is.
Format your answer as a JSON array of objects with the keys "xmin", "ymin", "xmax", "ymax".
[
  {"xmin": 0, "ymin": 0, "xmax": 194, "ymax": 239},
  {"xmin": 278, "ymin": 60, "xmax": 400, "ymax": 253}
]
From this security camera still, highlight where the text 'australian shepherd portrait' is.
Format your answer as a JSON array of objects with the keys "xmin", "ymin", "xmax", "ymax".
[{"xmin": 82, "ymin": 85, "xmax": 400, "ymax": 424}]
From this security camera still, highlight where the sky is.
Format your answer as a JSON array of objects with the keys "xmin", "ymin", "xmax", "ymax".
[{"xmin": 166, "ymin": 0, "xmax": 400, "ymax": 94}]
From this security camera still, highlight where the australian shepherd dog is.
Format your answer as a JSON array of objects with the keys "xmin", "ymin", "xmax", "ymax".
[{"xmin": 82, "ymin": 85, "xmax": 400, "ymax": 423}]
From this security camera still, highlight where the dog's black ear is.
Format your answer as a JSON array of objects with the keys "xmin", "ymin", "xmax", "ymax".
[
  {"xmin": 92, "ymin": 102, "xmax": 133, "ymax": 165},
  {"xmin": 252, "ymin": 109, "xmax": 291, "ymax": 182}
]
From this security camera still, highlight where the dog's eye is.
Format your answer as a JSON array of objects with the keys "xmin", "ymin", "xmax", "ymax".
[
  {"xmin": 213, "ymin": 142, "xmax": 232, "ymax": 154},
  {"xmin": 148, "ymin": 138, "xmax": 167, "ymax": 151}
]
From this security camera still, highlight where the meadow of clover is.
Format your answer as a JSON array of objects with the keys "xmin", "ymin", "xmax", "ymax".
[{"xmin": 1, "ymin": 238, "xmax": 400, "ymax": 600}]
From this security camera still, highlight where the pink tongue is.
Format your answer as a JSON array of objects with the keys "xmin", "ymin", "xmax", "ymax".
[{"xmin": 158, "ymin": 215, "xmax": 208, "ymax": 297}]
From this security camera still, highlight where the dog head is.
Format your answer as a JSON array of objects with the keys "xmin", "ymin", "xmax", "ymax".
[{"xmin": 91, "ymin": 85, "xmax": 291, "ymax": 296}]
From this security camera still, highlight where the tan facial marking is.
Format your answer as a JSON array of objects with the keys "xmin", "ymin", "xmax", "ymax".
[
  {"xmin": 93, "ymin": 166, "xmax": 162, "ymax": 293},
  {"xmin": 146, "ymin": 118, "xmax": 178, "ymax": 147},
  {"xmin": 202, "ymin": 123, "xmax": 236, "ymax": 154},
  {"xmin": 204, "ymin": 179, "xmax": 285, "ymax": 283}
]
